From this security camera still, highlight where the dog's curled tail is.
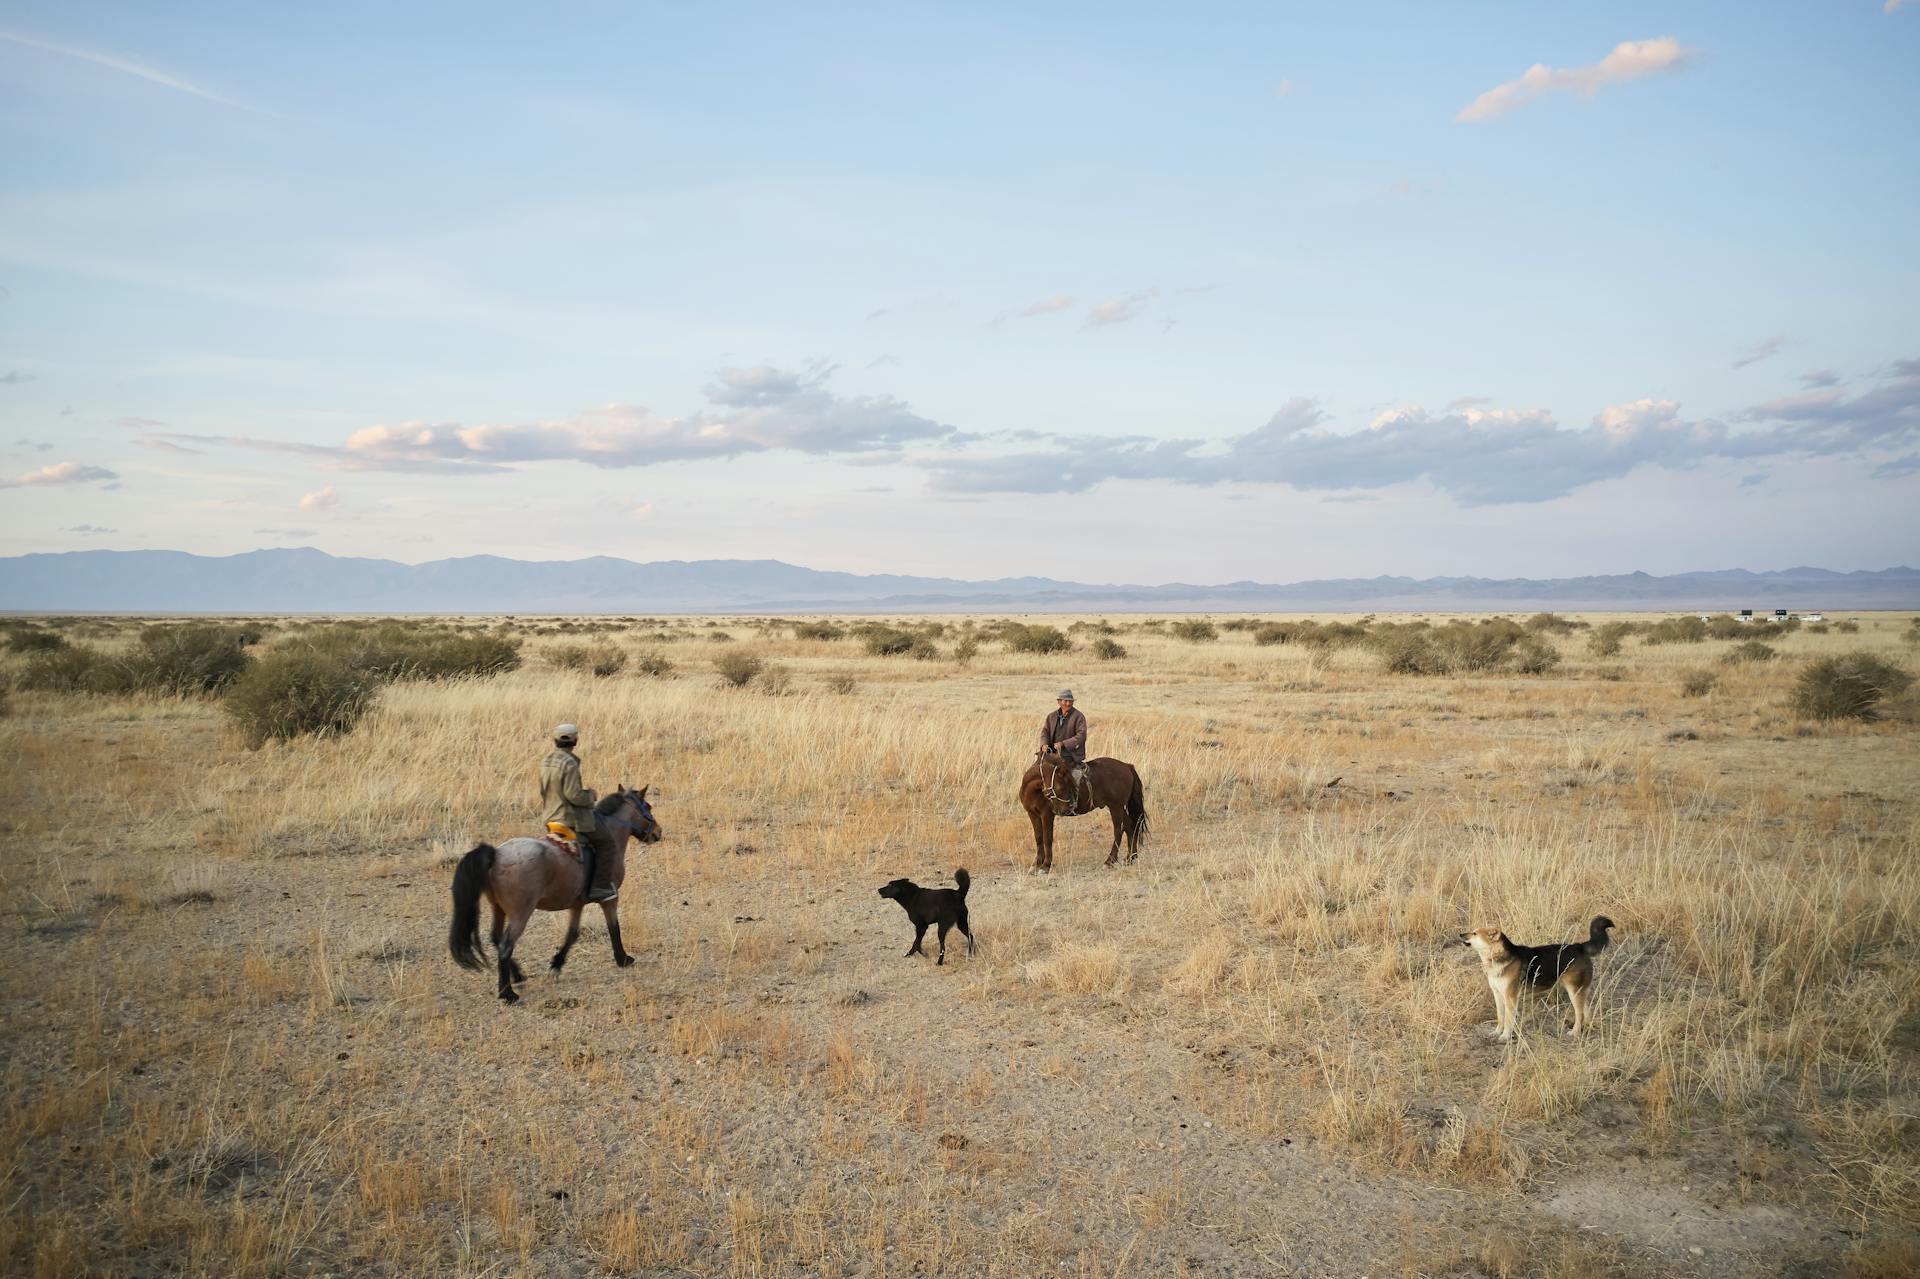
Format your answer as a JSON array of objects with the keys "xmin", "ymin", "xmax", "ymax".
[
  {"xmin": 954, "ymin": 867, "xmax": 971, "ymax": 897},
  {"xmin": 448, "ymin": 842, "xmax": 497, "ymax": 971}
]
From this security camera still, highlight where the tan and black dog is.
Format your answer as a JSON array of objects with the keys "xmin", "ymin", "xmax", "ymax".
[{"xmin": 1461, "ymin": 915, "xmax": 1615, "ymax": 1040}]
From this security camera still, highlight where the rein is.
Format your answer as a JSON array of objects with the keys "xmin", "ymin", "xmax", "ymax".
[{"xmin": 1040, "ymin": 756, "xmax": 1080, "ymax": 814}]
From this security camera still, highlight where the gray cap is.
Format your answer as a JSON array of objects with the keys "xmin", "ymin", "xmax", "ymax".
[
  {"xmin": 553, "ymin": 722, "xmax": 580, "ymax": 741},
  {"xmin": 1056, "ymin": 689, "xmax": 1074, "ymax": 701}
]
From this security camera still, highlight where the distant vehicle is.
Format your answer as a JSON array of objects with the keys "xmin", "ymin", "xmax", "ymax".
[
  {"xmin": 1738, "ymin": 609, "xmax": 1755, "ymax": 623},
  {"xmin": 1770, "ymin": 609, "xmax": 1790, "ymax": 623},
  {"xmin": 1698, "ymin": 614, "xmax": 1713, "ymax": 622},
  {"xmin": 1803, "ymin": 613, "xmax": 1825, "ymax": 622}
]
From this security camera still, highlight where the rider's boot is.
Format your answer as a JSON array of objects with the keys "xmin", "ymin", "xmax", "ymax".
[
  {"xmin": 583, "ymin": 828, "xmax": 619, "ymax": 903},
  {"xmin": 1072, "ymin": 762, "xmax": 1089, "ymax": 812}
]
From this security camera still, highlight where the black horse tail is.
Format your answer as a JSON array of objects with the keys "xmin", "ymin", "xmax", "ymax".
[
  {"xmin": 448, "ymin": 842, "xmax": 496, "ymax": 971},
  {"xmin": 1126, "ymin": 771, "xmax": 1150, "ymax": 850},
  {"xmin": 954, "ymin": 867, "xmax": 971, "ymax": 898}
]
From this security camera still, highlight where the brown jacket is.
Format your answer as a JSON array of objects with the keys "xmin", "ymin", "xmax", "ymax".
[
  {"xmin": 539, "ymin": 747, "xmax": 598, "ymax": 832},
  {"xmin": 1040, "ymin": 707, "xmax": 1088, "ymax": 763}
]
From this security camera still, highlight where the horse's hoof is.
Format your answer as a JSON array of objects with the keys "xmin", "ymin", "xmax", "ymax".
[
  {"xmin": 499, "ymin": 989, "xmax": 519, "ymax": 1004},
  {"xmin": 615, "ymin": 954, "xmax": 636, "ymax": 968},
  {"xmin": 1125, "ymin": 854, "xmax": 1138, "ymax": 864}
]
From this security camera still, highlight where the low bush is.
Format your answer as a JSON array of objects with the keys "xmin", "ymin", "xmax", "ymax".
[
  {"xmin": 17, "ymin": 644, "xmax": 133, "ymax": 695},
  {"xmin": 1376, "ymin": 630, "xmax": 1445, "ymax": 675},
  {"xmin": 225, "ymin": 651, "xmax": 379, "ymax": 746},
  {"xmin": 1680, "ymin": 670, "xmax": 1718, "ymax": 698},
  {"xmin": 906, "ymin": 637, "xmax": 941, "ymax": 661},
  {"xmin": 1704, "ymin": 614, "xmax": 1746, "ymax": 640},
  {"xmin": 1170, "ymin": 619, "xmax": 1218, "ymax": 643},
  {"xmin": 4, "ymin": 626, "xmax": 68, "ymax": 653},
  {"xmin": 1002, "ymin": 624, "xmax": 1072, "ymax": 655},
  {"xmin": 1722, "ymin": 640, "xmax": 1776, "ymax": 665},
  {"xmin": 952, "ymin": 636, "xmax": 980, "ymax": 665},
  {"xmin": 757, "ymin": 663, "xmax": 794, "ymax": 695},
  {"xmin": 1587, "ymin": 622, "xmax": 1632, "ymax": 658},
  {"xmin": 1643, "ymin": 617, "xmax": 1709, "ymax": 645},
  {"xmin": 1094, "ymin": 637, "xmax": 1128, "ymax": 661},
  {"xmin": 548, "ymin": 643, "xmax": 628, "ymax": 677},
  {"xmin": 1804, "ymin": 622, "xmax": 1830, "ymax": 634},
  {"xmin": 1252, "ymin": 624, "xmax": 1291, "ymax": 646},
  {"xmin": 1433, "ymin": 620, "xmax": 1522, "ymax": 671},
  {"xmin": 1792, "ymin": 652, "xmax": 1913, "ymax": 720},
  {"xmin": 1511, "ymin": 639, "xmax": 1562, "ymax": 675},
  {"xmin": 633, "ymin": 649, "xmax": 674, "ymax": 677},
  {"xmin": 792, "ymin": 622, "xmax": 845, "ymax": 641},
  {"xmin": 1524, "ymin": 612, "xmax": 1579, "ymax": 634},
  {"xmin": 293, "ymin": 624, "xmax": 521, "ymax": 681},
  {"xmin": 823, "ymin": 673, "xmax": 858, "ymax": 695},
  {"xmin": 858, "ymin": 625, "xmax": 919, "ymax": 656},
  {"xmin": 131, "ymin": 625, "xmax": 253, "ymax": 696},
  {"xmin": 714, "ymin": 649, "xmax": 765, "ymax": 687},
  {"xmin": 1836, "ymin": 620, "xmax": 1860, "ymax": 635}
]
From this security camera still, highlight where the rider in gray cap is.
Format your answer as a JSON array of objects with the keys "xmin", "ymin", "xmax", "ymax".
[
  {"xmin": 1040, "ymin": 689, "xmax": 1089, "ymax": 791},
  {"xmin": 539, "ymin": 723, "xmax": 618, "ymax": 903}
]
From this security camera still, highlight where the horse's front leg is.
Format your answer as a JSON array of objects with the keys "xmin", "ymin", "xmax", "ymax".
[
  {"xmin": 550, "ymin": 905, "xmax": 584, "ymax": 974},
  {"xmin": 1026, "ymin": 804, "xmax": 1049, "ymax": 874},
  {"xmin": 1041, "ymin": 808, "xmax": 1056, "ymax": 873},
  {"xmin": 600, "ymin": 900, "xmax": 636, "ymax": 968}
]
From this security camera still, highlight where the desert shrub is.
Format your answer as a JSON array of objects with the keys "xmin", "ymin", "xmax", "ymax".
[
  {"xmin": 1433, "ymin": 620, "xmax": 1522, "ymax": 671},
  {"xmin": 1704, "ymin": 614, "xmax": 1745, "ymax": 640},
  {"xmin": 1587, "ymin": 622, "xmax": 1632, "ymax": 658},
  {"xmin": 1067, "ymin": 619, "xmax": 1116, "ymax": 636},
  {"xmin": 1170, "ymin": 619, "xmax": 1217, "ymax": 643},
  {"xmin": 953, "ymin": 636, "xmax": 980, "ymax": 665},
  {"xmin": 633, "ymin": 649, "xmax": 673, "ymax": 677},
  {"xmin": 292, "ymin": 625, "xmax": 520, "ymax": 681},
  {"xmin": 757, "ymin": 663, "xmax": 794, "ymax": 695},
  {"xmin": 1643, "ymin": 617, "xmax": 1709, "ymax": 646},
  {"xmin": 824, "ymin": 673, "xmax": 857, "ymax": 694},
  {"xmin": 1511, "ymin": 639, "xmax": 1562, "ymax": 675},
  {"xmin": 130, "ymin": 625, "xmax": 253, "ymax": 696},
  {"xmin": 1792, "ymin": 653, "xmax": 1913, "ymax": 720},
  {"xmin": 707, "ymin": 631, "xmax": 735, "ymax": 643},
  {"xmin": 1252, "ymin": 624, "xmax": 1291, "ymax": 646},
  {"xmin": 1836, "ymin": 620, "xmax": 1860, "ymax": 634},
  {"xmin": 548, "ymin": 643, "xmax": 627, "ymax": 677},
  {"xmin": 792, "ymin": 622, "xmax": 845, "ymax": 641},
  {"xmin": 1774, "ymin": 615, "xmax": 1802, "ymax": 634},
  {"xmin": 714, "ymin": 649, "xmax": 764, "ymax": 687},
  {"xmin": 1002, "ymin": 624, "xmax": 1072, "ymax": 655},
  {"xmin": 1094, "ymin": 637, "xmax": 1127, "ymax": 661},
  {"xmin": 1376, "ymin": 629, "xmax": 1445, "ymax": 675},
  {"xmin": 4, "ymin": 626, "xmax": 68, "ymax": 653},
  {"xmin": 225, "ymin": 651, "xmax": 379, "ymax": 746},
  {"xmin": 1524, "ymin": 612, "xmax": 1578, "ymax": 634},
  {"xmin": 858, "ymin": 625, "xmax": 918, "ymax": 656},
  {"xmin": 906, "ymin": 637, "xmax": 941, "ymax": 661},
  {"xmin": 1680, "ymin": 670, "xmax": 1718, "ymax": 698},
  {"xmin": 1804, "ymin": 622, "xmax": 1830, "ymax": 634},
  {"xmin": 1594, "ymin": 665, "xmax": 1627, "ymax": 682},
  {"xmin": 1723, "ymin": 640, "xmax": 1776, "ymax": 665},
  {"xmin": 17, "ymin": 644, "xmax": 134, "ymax": 694}
]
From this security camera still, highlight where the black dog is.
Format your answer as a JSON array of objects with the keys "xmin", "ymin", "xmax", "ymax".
[{"xmin": 877, "ymin": 868, "xmax": 975, "ymax": 964}]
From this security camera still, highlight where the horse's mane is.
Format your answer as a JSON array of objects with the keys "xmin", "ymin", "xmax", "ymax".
[{"xmin": 594, "ymin": 791, "xmax": 630, "ymax": 817}]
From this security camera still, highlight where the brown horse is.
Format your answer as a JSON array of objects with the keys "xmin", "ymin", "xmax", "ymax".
[
  {"xmin": 1019, "ymin": 752, "xmax": 1148, "ymax": 873},
  {"xmin": 448, "ymin": 785, "xmax": 662, "ymax": 1002}
]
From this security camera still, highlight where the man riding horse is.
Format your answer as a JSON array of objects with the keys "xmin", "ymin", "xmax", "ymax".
[
  {"xmin": 540, "ymin": 723, "xmax": 618, "ymax": 903},
  {"xmin": 1040, "ymin": 689, "xmax": 1089, "ymax": 805}
]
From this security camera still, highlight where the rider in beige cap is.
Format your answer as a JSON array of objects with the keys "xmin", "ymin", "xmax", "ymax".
[
  {"xmin": 1040, "ymin": 689, "xmax": 1089, "ymax": 791},
  {"xmin": 539, "ymin": 723, "xmax": 618, "ymax": 903}
]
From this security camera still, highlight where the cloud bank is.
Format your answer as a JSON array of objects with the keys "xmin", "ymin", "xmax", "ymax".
[{"xmin": 1, "ymin": 461, "xmax": 120, "ymax": 489}]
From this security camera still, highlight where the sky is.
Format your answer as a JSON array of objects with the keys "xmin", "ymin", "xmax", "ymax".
[{"xmin": 1, "ymin": 1, "xmax": 1917, "ymax": 583}]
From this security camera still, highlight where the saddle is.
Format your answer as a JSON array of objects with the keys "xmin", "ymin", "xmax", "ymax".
[{"xmin": 544, "ymin": 821, "xmax": 584, "ymax": 860}]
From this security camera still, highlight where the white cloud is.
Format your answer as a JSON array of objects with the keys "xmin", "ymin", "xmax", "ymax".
[
  {"xmin": 64, "ymin": 523, "xmax": 115, "ymax": 535},
  {"xmin": 1271, "ymin": 79, "xmax": 1295, "ymax": 98},
  {"xmin": 1085, "ymin": 289, "xmax": 1159, "ymax": 328},
  {"xmin": 0, "ymin": 460, "xmax": 119, "ymax": 489},
  {"xmin": 630, "ymin": 502, "xmax": 655, "ymax": 521},
  {"xmin": 0, "ymin": 29, "xmax": 262, "ymax": 113},
  {"xmin": 1456, "ymin": 37, "xmax": 1692, "ymax": 123},
  {"xmin": 1888, "ymin": 1, "xmax": 1909, "ymax": 13},
  {"xmin": 1731, "ymin": 334, "xmax": 1788, "ymax": 370},
  {"xmin": 298, "ymin": 485, "xmax": 340, "ymax": 512}
]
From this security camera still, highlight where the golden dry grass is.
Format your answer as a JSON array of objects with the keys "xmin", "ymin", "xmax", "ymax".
[{"xmin": 1, "ymin": 610, "xmax": 1916, "ymax": 1276}]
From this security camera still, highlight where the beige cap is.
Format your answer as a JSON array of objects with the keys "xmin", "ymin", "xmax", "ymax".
[{"xmin": 553, "ymin": 723, "xmax": 580, "ymax": 741}]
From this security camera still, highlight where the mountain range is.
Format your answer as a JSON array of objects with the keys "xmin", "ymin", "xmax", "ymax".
[{"xmin": 1, "ymin": 549, "xmax": 1915, "ymax": 613}]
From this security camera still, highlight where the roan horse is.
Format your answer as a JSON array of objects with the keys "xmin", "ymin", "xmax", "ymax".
[
  {"xmin": 448, "ymin": 786, "xmax": 662, "ymax": 1002},
  {"xmin": 1018, "ymin": 752, "xmax": 1148, "ymax": 873}
]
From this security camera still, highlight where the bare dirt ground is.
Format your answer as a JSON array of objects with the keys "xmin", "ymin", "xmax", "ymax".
[{"xmin": 3, "ymin": 613, "xmax": 1916, "ymax": 1277}]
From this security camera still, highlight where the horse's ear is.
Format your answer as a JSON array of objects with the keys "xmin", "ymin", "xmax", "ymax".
[{"xmin": 636, "ymin": 785, "xmax": 648, "ymax": 800}]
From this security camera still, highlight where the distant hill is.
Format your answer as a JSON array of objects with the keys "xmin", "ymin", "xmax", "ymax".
[{"xmin": 1, "ymin": 548, "xmax": 1915, "ymax": 613}]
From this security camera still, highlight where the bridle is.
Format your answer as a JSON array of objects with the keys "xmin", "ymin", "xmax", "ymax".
[{"xmin": 1038, "ymin": 752, "xmax": 1080, "ymax": 814}]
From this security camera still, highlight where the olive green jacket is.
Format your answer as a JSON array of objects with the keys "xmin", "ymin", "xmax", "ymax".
[{"xmin": 539, "ymin": 748, "xmax": 598, "ymax": 833}]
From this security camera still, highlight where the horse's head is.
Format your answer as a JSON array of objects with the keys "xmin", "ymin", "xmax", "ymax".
[{"xmin": 608, "ymin": 784, "xmax": 662, "ymax": 844}]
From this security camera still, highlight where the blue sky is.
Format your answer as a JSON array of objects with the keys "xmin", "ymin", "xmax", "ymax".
[{"xmin": 2, "ymin": 2, "xmax": 1916, "ymax": 581}]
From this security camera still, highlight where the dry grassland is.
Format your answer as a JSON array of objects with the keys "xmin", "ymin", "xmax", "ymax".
[{"xmin": 2, "ymin": 612, "xmax": 1917, "ymax": 1277}]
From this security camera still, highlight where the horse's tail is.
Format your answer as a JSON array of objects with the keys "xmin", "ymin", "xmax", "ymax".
[
  {"xmin": 954, "ymin": 867, "xmax": 971, "ymax": 898},
  {"xmin": 448, "ymin": 842, "xmax": 496, "ymax": 972},
  {"xmin": 1126, "ymin": 770, "xmax": 1150, "ymax": 850}
]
